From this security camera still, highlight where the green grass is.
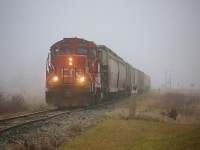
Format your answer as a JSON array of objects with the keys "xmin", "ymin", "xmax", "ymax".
[{"xmin": 61, "ymin": 119, "xmax": 200, "ymax": 150}]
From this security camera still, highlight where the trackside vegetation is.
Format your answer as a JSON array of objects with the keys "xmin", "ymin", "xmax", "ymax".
[
  {"xmin": 61, "ymin": 118, "xmax": 200, "ymax": 150},
  {"xmin": 61, "ymin": 92, "xmax": 200, "ymax": 150},
  {"xmin": 0, "ymin": 90, "xmax": 54, "ymax": 117}
]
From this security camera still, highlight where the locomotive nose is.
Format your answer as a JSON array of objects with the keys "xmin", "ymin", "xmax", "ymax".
[{"xmin": 55, "ymin": 55, "xmax": 88, "ymax": 84}]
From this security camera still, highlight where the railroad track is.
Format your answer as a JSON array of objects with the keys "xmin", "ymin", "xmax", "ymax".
[
  {"xmin": 0, "ymin": 107, "xmax": 84, "ymax": 135},
  {"xmin": 0, "ymin": 99, "xmax": 122, "ymax": 136}
]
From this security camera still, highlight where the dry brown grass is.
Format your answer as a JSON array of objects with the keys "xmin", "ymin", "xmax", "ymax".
[
  {"xmin": 162, "ymin": 92, "xmax": 200, "ymax": 118},
  {"xmin": 103, "ymin": 91, "xmax": 200, "ymax": 124},
  {"xmin": 103, "ymin": 99, "xmax": 130, "ymax": 120},
  {"xmin": 67, "ymin": 119, "xmax": 88, "ymax": 137},
  {"xmin": 0, "ymin": 90, "xmax": 51, "ymax": 117},
  {"xmin": 104, "ymin": 107, "xmax": 129, "ymax": 120},
  {"xmin": 135, "ymin": 91, "xmax": 200, "ymax": 124},
  {"xmin": 0, "ymin": 91, "xmax": 28, "ymax": 115}
]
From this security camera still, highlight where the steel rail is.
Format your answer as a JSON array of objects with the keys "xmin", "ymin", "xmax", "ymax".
[
  {"xmin": 0, "ymin": 108, "xmax": 84, "ymax": 135},
  {"xmin": 0, "ymin": 98, "xmax": 126, "ymax": 135},
  {"xmin": 0, "ymin": 108, "xmax": 57, "ymax": 123}
]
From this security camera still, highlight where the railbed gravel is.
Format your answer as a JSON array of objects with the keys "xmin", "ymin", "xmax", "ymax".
[{"xmin": 0, "ymin": 99, "xmax": 128, "ymax": 150}]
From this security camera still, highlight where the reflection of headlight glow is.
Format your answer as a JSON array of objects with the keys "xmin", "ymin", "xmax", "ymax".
[
  {"xmin": 80, "ymin": 77, "xmax": 85, "ymax": 82},
  {"xmin": 53, "ymin": 76, "xmax": 58, "ymax": 81}
]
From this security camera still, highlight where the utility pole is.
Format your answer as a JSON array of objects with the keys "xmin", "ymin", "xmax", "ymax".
[
  {"xmin": 169, "ymin": 70, "xmax": 172, "ymax": 89},
  {"xmin": 165, "ymin": 69, "xmax": 167, "ymax": 89}
]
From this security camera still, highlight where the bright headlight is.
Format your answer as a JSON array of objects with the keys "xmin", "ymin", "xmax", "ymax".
[
  {"xmin": 53, "ymin": 76, "xmax": 58, "ymax": 81},
  {"xmin": 80, "ymin": 77, "xmax": 85, "ymax": 82}
]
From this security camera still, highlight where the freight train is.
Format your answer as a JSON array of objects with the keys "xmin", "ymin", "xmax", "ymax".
[{"xmin": 45, "ymin": 38, "xmax": 151, "ymax": 106}]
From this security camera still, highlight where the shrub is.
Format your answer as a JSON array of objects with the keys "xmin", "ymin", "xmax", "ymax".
[
  {"xmin": 167, "ymin": 108, "xmax": 178, "ymax": 120},
  {"xmin": 163, "ymin": 92, "xmax": 200, "ymax": 118},
  {"xmin": 9, "ymin": 95, "xmax": 28, "ymax": 113},
  {"xmin": 0, "ymin": 91, "xmax": 28, "ymax": 115}
]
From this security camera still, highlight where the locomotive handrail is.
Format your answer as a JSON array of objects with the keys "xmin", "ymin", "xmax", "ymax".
[
  {"xmin": 88, "ymin": 58, "xmax": 98, "ymax": 70},
  {"xmin": 46, "ymin": 53, "xmax": 50, "ymax": 73},
  {"xmin": 46, "ymin": 53, "xmax": 56, "ymax": 81}
]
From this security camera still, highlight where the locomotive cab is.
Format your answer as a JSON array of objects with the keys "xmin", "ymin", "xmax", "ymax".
[{"xmin": 45, "ymin": 38, "xmax": 100, "ymax": 106}]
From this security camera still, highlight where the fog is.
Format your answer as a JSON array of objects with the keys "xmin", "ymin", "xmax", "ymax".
[{"xmin": 0, "ymin": 0, "xmax": 200, "ymax": 97}]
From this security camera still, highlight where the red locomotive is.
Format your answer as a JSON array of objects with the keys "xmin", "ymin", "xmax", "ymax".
[{"xmin": 46, "ymin": 38, "xmax": 150, "ymax": 106}]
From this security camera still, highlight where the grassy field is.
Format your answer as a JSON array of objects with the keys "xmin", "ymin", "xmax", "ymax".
[
  {"xmin": 61, "ymin": 118, "xmax": 200, "ymax": 150},
  {"xmin": 61, "ymin": 91, "xmax": 200, "ymax": 150}
]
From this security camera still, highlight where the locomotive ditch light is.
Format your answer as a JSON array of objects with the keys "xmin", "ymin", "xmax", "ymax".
[
  {"xmin": 78, "ymin": 76, "xmax": 85, "ymax": 83},
  {"xmin": 80, "ymin": 77, "xmax": 85, "ymax": 82},
  {"xmin": 69, "ymin": 62, "xmax": 72, "ymax": 66},
  {"xmin": 53, "ymin": 76, "xmax": 58, "ymax": 82}
]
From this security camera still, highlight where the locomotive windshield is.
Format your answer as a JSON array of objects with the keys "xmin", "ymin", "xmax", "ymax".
[
  {"xmin": 60, "ymin": 48, "xmax": 71, "ymax": 55},
  {"xmin": 77, "ymin": 48, "xmax": 87, "ymax": 55}
]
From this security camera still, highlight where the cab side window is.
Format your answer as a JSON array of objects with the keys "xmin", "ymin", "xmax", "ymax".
[
  {"xmin": 90, "ymin": 48, "xmax": 96, "ymax": 60},
  {"xmin": 52, "ymin": 47, "xmax": 59, "ymax": 56}
]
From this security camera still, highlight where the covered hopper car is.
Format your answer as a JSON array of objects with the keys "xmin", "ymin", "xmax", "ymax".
[{"xmin": 45, "ymin": 38, "xmax": 150, "ymax": 106}]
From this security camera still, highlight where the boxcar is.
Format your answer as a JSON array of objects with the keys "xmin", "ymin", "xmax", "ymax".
[{"xmin": 98, "ymin": 45, "xmax": 126, "ymax": 97}]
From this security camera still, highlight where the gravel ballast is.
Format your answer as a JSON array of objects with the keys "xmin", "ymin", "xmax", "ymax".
[{"xmin": 0, "ymin": 99, "xmax": 128, "ymax": 150}]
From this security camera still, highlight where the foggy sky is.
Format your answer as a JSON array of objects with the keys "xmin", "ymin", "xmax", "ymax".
[{"xmin": 0, "ymin": 0, "xmax": 200, "ymax": 95}]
